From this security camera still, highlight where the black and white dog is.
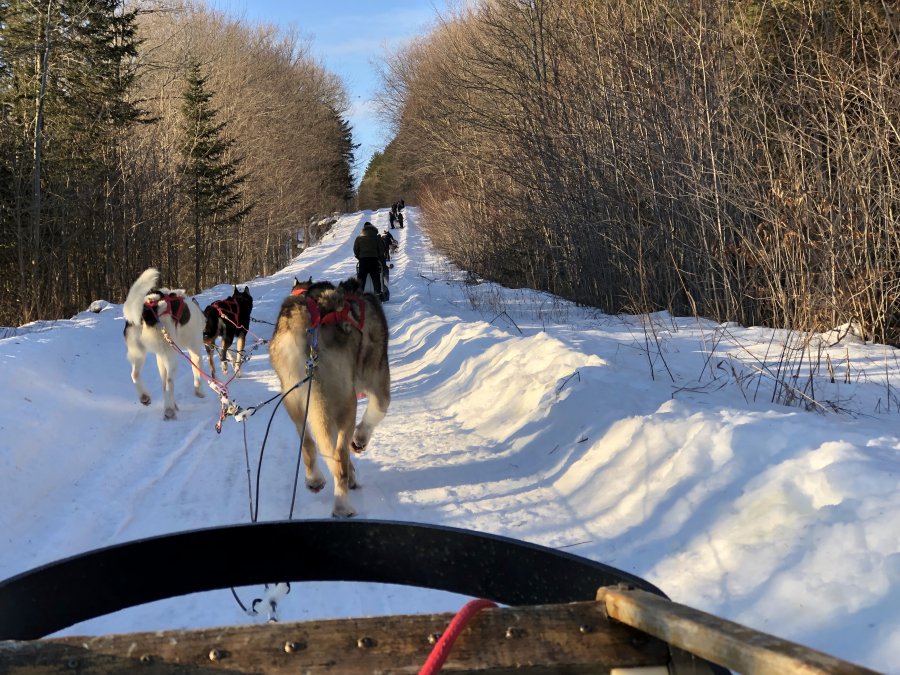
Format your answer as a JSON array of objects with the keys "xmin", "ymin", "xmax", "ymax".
[
  {"xmin": 202, "ymin": 285, "xmax": 254, "ymax": 378},
  {"xmin": 123, "ymin": 268, "xmax": 207, "ymax": 419}
]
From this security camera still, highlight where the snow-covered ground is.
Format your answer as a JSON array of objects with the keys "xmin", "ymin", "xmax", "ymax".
[{"xmin": 1, "ymin": 207, "xmax": 897, "ymax": 672}]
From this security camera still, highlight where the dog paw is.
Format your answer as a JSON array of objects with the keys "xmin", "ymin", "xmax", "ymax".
[
  {"xmin": 194, "ymin": 388, "xmax": 206, "ymax": 398},
  {"xmin": 350, "ymin": 440, "xmax": 367, "ymax": 454},
  {"xmin": 140, "ymin": 394, "xmax": 151, "ymax": 406},
  {"xmin": 164, "ymin": 407, "xmax": 176, "ymax": 420},
  {"xmin": 332, "ymin": 504, "xmax": 356, "ymax": 518},
  {"xmin": 306, "ymin": 478, "xmax": 326, "ymax": 493}
]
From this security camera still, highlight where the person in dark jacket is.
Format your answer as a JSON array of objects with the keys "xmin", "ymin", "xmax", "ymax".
[
  {"xmin": 382, "ymin": 228, "xmax": 398, "ymax": 256},
  {"xmin": 353, "ymin": 221, "xmax": 386, "ymax": 300}
]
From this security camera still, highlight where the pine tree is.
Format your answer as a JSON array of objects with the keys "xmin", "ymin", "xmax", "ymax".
[
  {"xmin": 0, "ymin": 0, "xmax": 142, "ymax": 322},
  {"xmin": 333, "ymin": 113, "xmax": 358, "ymax": 208},
  {"xmin": 178, "ymin": 60, "xmax": 250, "ymax": 291}
]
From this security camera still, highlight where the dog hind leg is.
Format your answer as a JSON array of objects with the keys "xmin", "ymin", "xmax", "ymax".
[
  {"xmin": 330, "ymin": 425, "xmax": 356, "ymax": 517},
  {"xmin": 218, "ymin": 339, "xmax": 229, "ymax": 375},
  {"xmin": 352, "ymin": 371, "xmax": 390, "ymax": 452},
  {"xmin": 221, "ymin": 333, "xmax": 235, "ymax": 376},
  {"xmin": 126, "ymin": 329, "xmax": 152, "ymax": 406},
  {"xmin": 155, "ymin": 352, "xmax": 177, "ymax": 419},
  {"xmin": 234, "ymin": 333, "xmax": 246, "ymax": 377},
  {"xmin": 284, "ymin": 388, "xmax": 326, "ymax": 492},
  {"xmin": 186, "ymin": 346, "xmax": 207, "ymax": 398},
  {"xmin": 205, "ymin": 343, "xmax": 217, "ymax": 378},
  {"xmin": 308, "ymin": 395, "xmax": 357, "ymax": 518},
  {"xmin": 218, "ymin": 347, "xmax": 228, "ymax": 374},
  {"xmin": 301, "ymin": 428, "xmax": 326, "ymax": 492}
]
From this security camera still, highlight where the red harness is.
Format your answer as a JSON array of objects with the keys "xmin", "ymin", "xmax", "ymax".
[
  {"xmin": 145, "ymin": 293, "xmax": 187, "ymax": 324},
  {"xmin": 212, "ymin": 297, "xmax": 241, "ymax": 327},
  {"xmin": 291, "ymin": 288, "xmax": 365, "ymax": 331}
]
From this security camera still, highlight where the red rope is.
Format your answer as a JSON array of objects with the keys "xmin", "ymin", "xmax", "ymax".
[{"xmin": 419, "ymin": 599, "xmax": 497, "ymax": 675}]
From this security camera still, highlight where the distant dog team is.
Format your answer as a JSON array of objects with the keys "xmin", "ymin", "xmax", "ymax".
[{"xmin": 125, "ymin": 217, "xmax": 392, "ymax": 518}]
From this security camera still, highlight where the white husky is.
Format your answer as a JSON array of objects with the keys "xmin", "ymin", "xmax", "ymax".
[{"xmin": 123, "ymin": 268, "xmax": 206, "ymax": 419}]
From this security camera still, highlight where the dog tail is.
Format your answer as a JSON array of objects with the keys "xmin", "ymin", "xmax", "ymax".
[{"xmin": 124, "ymin": 268, "xmax": 160, "ymax": 325}]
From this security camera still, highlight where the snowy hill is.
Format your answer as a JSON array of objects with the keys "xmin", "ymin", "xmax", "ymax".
[{"xmin": 1, "ymin": 208, "xmax": 897, "ymax": 672}]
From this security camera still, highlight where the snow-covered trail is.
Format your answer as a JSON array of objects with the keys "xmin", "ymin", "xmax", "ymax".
[
  {"xmin": 2, "ymin": 208, "xmax": 898, "ymax": 672},
  {"xmin": 0, "ymin": 208, "xmax": 549, "ymax": 633}
]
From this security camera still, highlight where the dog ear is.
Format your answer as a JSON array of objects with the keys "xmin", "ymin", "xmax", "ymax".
[
  {"xmin": 243, "ymin": 286, "xmax": 249, "ymax": 293},
  {"xmin": 232, "ymin": 285, "xmax": 239, "ymax": 295}
]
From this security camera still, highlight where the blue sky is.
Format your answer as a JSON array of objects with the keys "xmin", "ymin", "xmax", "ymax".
[{"xmin": 206, "ymin": 0, "xmax": 453, "ymax": 184}]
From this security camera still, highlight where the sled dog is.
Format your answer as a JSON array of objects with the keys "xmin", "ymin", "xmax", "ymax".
[
  {"xmin": 123, "ymin": 268, "xmax": 207, "ymax": 419},
  {"xmin": 269, "ymin": 277, "xmax": 390, "ymax": 517},
  {"xmin": 202, "ymin": 285, "xmax": 254, "ymax": 377}
]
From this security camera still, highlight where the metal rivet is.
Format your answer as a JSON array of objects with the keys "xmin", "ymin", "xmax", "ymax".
[
  {"xmin": 208, "ymin": 648, "xmax": 224, "ymax": 661},
  {"xmin": 357, "ymin": 636, "xmax": 376, "ymax": 649},
  {"xmin": 66, "ymin": 659, "xmax": 79, "ymax": 669},
  {"xmin": 579, "ymin": 624, "xmax": 593, "ymax": 634},
  {"xmin": 284, "ymin": 640, "xmax": 306, "ymax": 653},
  {"xmin": 427, "ymin": 632, "xmax": 442, "ymax": 645},
  {"xmin": 505, "ymin": 626, "xmax": 525, "ymax": 639}
]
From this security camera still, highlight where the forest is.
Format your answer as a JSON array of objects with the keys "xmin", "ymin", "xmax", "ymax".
[
  {"xmin": 360, "ymin": 0, "xmax": 900, "ymax": 345},
  {"xmin": 3, "ymin": 0, "xmax": 898, "ymax": 347},
  {"xmin": 0, "ymin": 0, "xmax": 355, "ymax": 326}
]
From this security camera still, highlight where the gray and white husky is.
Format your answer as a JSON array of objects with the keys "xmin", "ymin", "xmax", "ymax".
[{"xmin": 269, "ymin": 277, "xmax": 391, "ymax": 517}]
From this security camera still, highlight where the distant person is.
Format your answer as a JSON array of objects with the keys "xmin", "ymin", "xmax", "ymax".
[
  {"xmin": 389, "ymin": 208, "xmax": 396, "ymax": 229},
  {"xmin": 396, "ymin": 209, "xmax": 404, "ymax": 228},
  {"xmin": 353, "ymin": 221, "xmax": 386, "ymax": 301}
]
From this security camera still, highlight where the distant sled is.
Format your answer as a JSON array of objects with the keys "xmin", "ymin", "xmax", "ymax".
[{"xmin": 0, "ymin": 521, "xmax": 875, "ymax": 674}]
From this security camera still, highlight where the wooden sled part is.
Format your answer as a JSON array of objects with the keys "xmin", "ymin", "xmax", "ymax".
[
  {"xmin": 598, "ymin": 586, "xmax": 879, "ymax": 675},
  {"xmin": 0, "ymin": 521, "xmax": 878, "ymax": 674},
  {"xmin": 1, "ymin": 600, "xmax": 672, "ymax": 674},
  {"xmin": 0, "ymin": 520, "xmax": 664, "ymax": 641},
  {"xmin": 0, "ymin": 591, "xmax": 877, "ymax": 674}
]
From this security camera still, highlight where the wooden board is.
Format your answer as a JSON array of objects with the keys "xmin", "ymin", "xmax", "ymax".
[
  {"xmin": 599, "ymin": 586, "xmax": 881, "ymax": 675},
  {"xmin": 0, "ymin": 600, "xmax": 673, "ymax": 674}
]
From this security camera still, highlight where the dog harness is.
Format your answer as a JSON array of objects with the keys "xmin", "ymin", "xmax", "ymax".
[
  {"xmin": 291, "ymin": 287, "xmax": 365, "ymax": 332},
  {"xmin": 212, "ymin": 297, "xmax": 241, "ymax": 327},
  {"xmin": 144, "ymin": 293, "xmax": 188, "ymax": 325}
]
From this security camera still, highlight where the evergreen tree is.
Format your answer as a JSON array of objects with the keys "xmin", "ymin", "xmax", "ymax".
[
  {"xmin": 0, "ymin": 0, "xmax": 141, "ymax": 322},
  {"xmin": 333, "ymin": 113, "xmax": 358, "ymax": 207},
  {"xmin": 178, "ymin": 60, "xmax": 250, "ymax": 291},
  {"xmin": 358, "ymin": 140, "xmax": 407, "ymax": 211},
  {"xmin": 312, "ymin": 107, "xmax": 357, "ymax": 211},
  {"xmin": 357, "ymin": 152, "xmax": 386, "ymax": 211}
]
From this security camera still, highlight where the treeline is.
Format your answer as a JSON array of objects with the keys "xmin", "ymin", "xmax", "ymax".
[
  {"xmin": 0, "ymin": 0, "xmax": 355, "ymax": 327},
  {"xmin": 363, "ymin": 0, "xmax": 900, "ymax": 345}
]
